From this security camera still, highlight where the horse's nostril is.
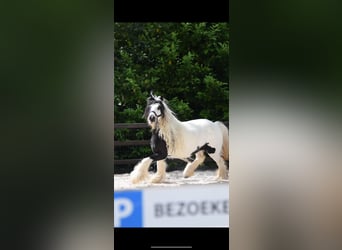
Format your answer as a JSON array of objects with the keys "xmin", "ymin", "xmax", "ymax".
[{"xmin": 149, "ymin": 116, "xmax": 155, "ymax": 122}]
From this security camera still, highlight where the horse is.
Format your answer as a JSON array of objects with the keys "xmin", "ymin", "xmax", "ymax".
[{"xmin": 130, "ymin": 91, "xmax": 229, "ymax": 184}]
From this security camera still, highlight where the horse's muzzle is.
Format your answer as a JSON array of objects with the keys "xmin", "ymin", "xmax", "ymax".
[{"xmin": 149, "ymin": 115, "xmax": 156, "ymax": 123}]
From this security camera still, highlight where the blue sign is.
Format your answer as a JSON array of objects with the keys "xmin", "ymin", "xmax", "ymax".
[{"xmin": 114, "ymin": 190, "xmax": 143, "ymax": 227}]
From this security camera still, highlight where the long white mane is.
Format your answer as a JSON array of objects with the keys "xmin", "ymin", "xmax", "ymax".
[{"xmin": 155, "ymin": 99, "xmax": 181, "ymax": 155}]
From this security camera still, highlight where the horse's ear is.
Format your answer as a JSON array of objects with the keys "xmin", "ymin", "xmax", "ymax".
[
  {"xmin": 160, "ymin": 96, "xmax": 164, "ymax": 101},
  {"xmin": 147, "ymin": 91, "xmax": 155, "ymax": 103}
]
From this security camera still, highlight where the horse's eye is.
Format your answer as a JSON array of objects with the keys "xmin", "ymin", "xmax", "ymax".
[{"xmin": 157, "ymin": 106, "xmax": 161, "ymax": 110}]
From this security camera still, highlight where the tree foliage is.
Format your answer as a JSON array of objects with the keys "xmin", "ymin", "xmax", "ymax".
[{"xmin": 114, "ymin": 22, "xmax": 229, "ymax": 165}]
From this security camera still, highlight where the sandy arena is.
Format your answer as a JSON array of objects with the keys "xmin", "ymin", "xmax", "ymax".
[{"xmin": 114, "ymin": 169, "xmax": 229, "ymax": 191}]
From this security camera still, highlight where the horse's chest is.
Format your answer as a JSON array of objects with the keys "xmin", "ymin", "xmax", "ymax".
[{"xmin": 150, "ymin": 132, "xmax": 167, "ymax": 155}]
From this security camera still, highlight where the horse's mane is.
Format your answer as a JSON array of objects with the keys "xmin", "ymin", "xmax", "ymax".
[
  {"xmin": 160, "ymin": 99, "xmax": 177, "ymax": 119},
  {"xmin": 158, "ymin": 99, "xmax": 181, "ymax": 154},
  {"xmin": 146, "ymin": 92, "xmax": 181, "ymax": 155}
]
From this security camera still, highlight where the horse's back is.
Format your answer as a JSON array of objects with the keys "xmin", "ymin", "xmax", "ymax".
[
  {"xmin": 178, "ymin": 119, "xmax": 223, "ymax": 154},
  {"xmin": 182, "ymin": 119, "xmax": 215, "ymax": 128}
]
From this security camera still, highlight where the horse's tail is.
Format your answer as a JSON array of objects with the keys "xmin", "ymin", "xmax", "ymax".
[{"xmin": 217, "ymin": 121, "xmax": 229, "ymax": 161}]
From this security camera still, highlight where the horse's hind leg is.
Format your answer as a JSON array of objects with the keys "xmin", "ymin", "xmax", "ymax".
[
  {"xmin": 151, "ymin": 160, "xmax": 167, "ymax": 183},
  {"xmin": 130, "ymin": 157, "xmax": 153, "ymax": 184},
  {"xmin": 183, "ymin": 151, "xmax": 206, "ymax": 178},
  {"xmin": 212, "ymin": 154, "xmax": 228, "ymax": 180}
]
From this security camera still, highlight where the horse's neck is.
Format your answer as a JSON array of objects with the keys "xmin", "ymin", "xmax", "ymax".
[
  {"xmin": 161, "ymin": 115, "xmax": 182, "ymax": 132},
  {"xmin": 158, "ymin": 115, "xmax": 182, "ymax": 153}
]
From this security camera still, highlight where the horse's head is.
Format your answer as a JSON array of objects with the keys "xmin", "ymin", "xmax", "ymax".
[{"xmin": 143, "ymin": 91, "xmax": 165, "ymax": 129}]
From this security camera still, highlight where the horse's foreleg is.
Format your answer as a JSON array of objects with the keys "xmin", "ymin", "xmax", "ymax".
[
  {"xmin": 183, "ymin": 151, "xmax": 206, "ymax": 178},
  {"xmin": 130, "ymin": 157, "xmax": 153, "ymax": 184},
  {"xmin": 151, "ymin": 160, "xmax": 167, "ymax": 183},
  {"xmin": 149, "ymin": 149, "xmax": 167, "ymax": 183}
]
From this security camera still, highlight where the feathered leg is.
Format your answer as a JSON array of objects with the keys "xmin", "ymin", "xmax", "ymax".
[
  {"xmin": 212, "ymin": 154, "xmax": 228, "ymax": 180},
  {"xmin": 183, "ymin": 151, "xmax": 206, "ymax": 178},
  {"xmin": 151, "ymin": 159, "xmax": 167, "ymax": 183},
  {"xmin": 130, "ymin": 157, "xmax": 153, "ymax": 184}
]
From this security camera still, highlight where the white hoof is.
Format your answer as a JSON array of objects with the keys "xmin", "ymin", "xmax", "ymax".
[
  {"xmin": 215, "ymin": 168, "xmax": 228, "ymax": 180},
  {"xmin": 183, "ymin": 169, "xmax": 194, "ymax": 178},
  {"xmin": 150, "ymin": 173, "xmax": 165, "ymax": 183},
  {"xmin": 130, "ymin": 170, "xmax": 147, "ymax": 184}
]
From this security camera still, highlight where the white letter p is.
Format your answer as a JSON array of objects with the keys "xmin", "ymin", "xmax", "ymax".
[{"xmin": 114, "ymin": 198, "xmax": 133, "ymax": 227}]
